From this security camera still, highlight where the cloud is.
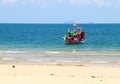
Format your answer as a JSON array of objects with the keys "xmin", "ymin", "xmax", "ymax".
[
  {"xmin": 69, "ymin": 0, "xmax": 111, "ymax": 6},
  {"xmin": 0, "ymin": 0, "xmax": 17, "ymax": 5},
  {"xmin": 0, "ymin": 0, "xmax": 118, "ymax": 7}
]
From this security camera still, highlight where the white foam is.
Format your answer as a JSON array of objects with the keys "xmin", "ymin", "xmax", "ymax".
[
  {"xmin": 90, "ymin": 61, "xmax": 109, "ymax": 64},
  {"xmin": 0, "ymin": 51, "xmax": 27, "ymax": 54},
  {"xmin": 44, "ymin": 51, "xmax": 60, "ymax": 54},
  {"xmin": 2, "ymin": 58, "xmax": 15, "ymax": 60},
  {"xmin": 28, "ymin": 60, "xmax": 42, "ymax": 62}
]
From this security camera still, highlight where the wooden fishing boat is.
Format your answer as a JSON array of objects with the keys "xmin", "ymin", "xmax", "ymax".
[{"xmin": 63, "ymin": 24, "xmax": 85, "ymax": 44}]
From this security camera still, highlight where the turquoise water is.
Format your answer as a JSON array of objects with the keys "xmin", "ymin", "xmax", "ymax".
[{"xmin": 0, "ymin": 23, "xmax": 120, "ymax": 64}]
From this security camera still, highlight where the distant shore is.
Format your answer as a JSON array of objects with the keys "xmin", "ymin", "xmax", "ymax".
[{"xmin": 0, "ymin": 64, "xmax": 120, "ymax": 84}]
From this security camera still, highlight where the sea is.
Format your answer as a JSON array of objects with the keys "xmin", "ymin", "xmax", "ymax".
[{"xmin": 0, "ymin": 23, "xmax": 120, "ymax": 65}]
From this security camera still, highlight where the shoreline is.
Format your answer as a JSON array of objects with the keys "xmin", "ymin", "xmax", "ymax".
[{"xmin": 1, "ymin": 49, "xmax": 120, "ymax": 66}]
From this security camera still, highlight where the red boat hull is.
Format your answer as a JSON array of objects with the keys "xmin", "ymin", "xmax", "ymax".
[{"xmin": 64, "ymin": 32, "xmax": 85, "ymax": 44}]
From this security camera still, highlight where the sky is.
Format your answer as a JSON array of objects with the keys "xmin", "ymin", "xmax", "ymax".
[{"xmin": 0, "ymin": 0, "xmax": 120, "ymax": 23}]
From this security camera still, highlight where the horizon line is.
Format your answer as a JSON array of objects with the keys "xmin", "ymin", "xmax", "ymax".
[{"xmin": 0, "ymin": 22, "xmax": 120, "ymax": 24}]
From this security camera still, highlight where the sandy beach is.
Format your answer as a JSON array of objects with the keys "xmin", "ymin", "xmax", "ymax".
[{"xmin": 0, "ymin": 64, "xmax": 120, "ymax": 84}]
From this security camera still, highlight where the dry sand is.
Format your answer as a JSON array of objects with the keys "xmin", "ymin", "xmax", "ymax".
[{"xmin": 0, "ymin": 64, "xmax": 120, "ymax": 84}]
